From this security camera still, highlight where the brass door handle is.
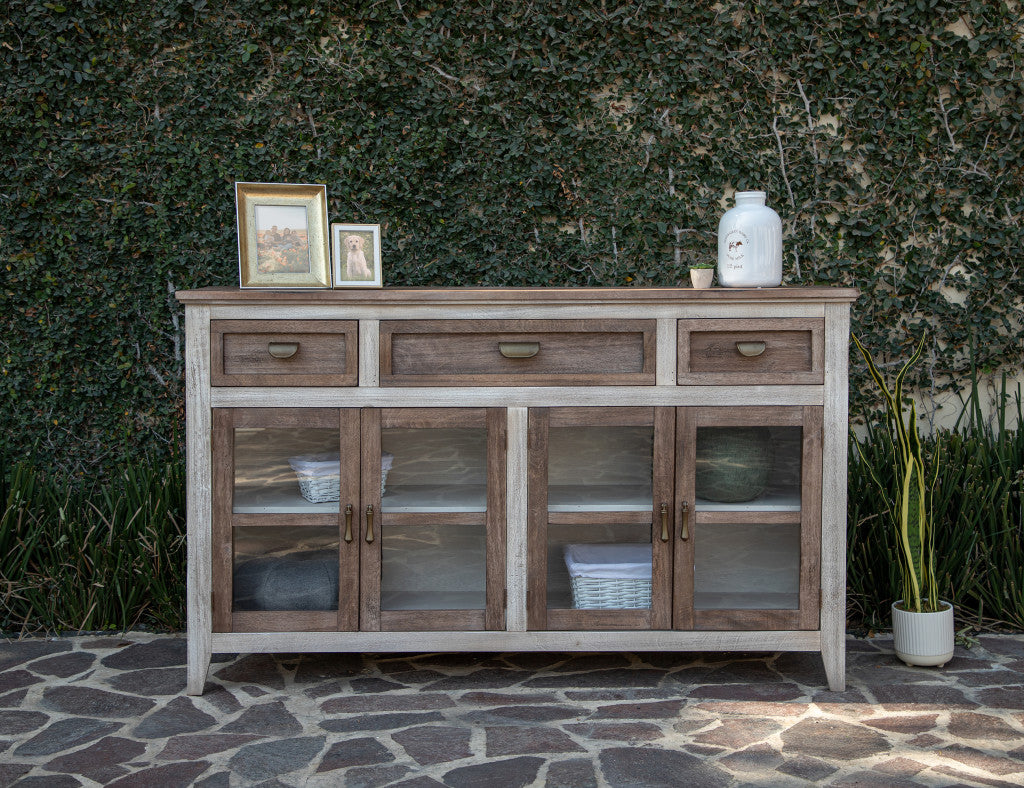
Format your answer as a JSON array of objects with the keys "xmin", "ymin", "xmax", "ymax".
[
  {"xmin": 659, "ymin": 502, "xmax": 669, "ymax": 542},
  {"xmin": 365, "ymin": 504, "xmax": 375, "ymax": 543},
  {"xmin": 344, "ymin": 504, "xmax": 353, "ymax": 543},
  {"xmin": 735, "ymin": 341, "xmax": 766, "ymax": 357},
  {"xmin": 680, "ymin": 501, "xmax": 690, "ymax": 540},
  {"xmin": 499, "ymin": 341, "xmax": 540, "ymax": 359},
  {"xmin": 267, "ymin": 341, "xmax": 299, "ymax": 359}
]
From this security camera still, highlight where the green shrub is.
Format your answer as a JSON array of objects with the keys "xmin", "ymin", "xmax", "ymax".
[
  {"xmin": 848, "ymin": 379, "xmax": 1024, "ymax": 630},
  {"xmin": 0, "ymin": 456, "xmax": 185, "ymax": 635}
]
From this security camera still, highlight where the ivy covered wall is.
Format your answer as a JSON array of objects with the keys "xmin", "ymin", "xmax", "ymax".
[{"xmin": 2, "ymin": 0, "xmax": 1023, "ymax": 475}]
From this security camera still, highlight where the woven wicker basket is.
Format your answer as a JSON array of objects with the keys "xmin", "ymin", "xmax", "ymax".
[
  {"xmin": 294, "ymin": 473, "xmax": 341, "ymax": 504},
  {"xmin": 289, "ymin": 453, "xmax": 393, "ymax": 504},
  {"xmin": 570, "ymin": 576, "xmax": 652, "ymax": 609},
  {"xmin": 564, "ymin": 543, "xmax": 652, "ymax": 610}
]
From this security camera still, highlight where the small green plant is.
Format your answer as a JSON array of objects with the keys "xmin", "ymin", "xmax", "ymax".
[
  {"xmin": 852, "ymin": 334, "xmax": 940, "ymax": 614},
  {"xmin": 689, "ymin": 262, "xmax": 716, "ymax": 269}
]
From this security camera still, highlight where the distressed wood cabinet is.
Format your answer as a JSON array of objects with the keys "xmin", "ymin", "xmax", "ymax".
[{"xmin": 177, "ymin": 286, "xmax": 857, "ymax": 695}]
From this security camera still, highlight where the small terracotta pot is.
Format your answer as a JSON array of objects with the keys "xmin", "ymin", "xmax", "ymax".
[{"xmin": 689, "ymin": 268, "xmax": 714, "ymax": 289}]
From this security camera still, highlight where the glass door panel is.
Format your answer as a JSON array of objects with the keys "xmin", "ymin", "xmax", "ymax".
[
  {"xmin": 548, "ymin": 426, "xmax": 653, "ymax": 511},
  {"xmin": 381, "ymin": 427, "xmax": 487, "ymax": 513},
  {"xmin": 548, "ymin": 425, "xmax": 654, "ymax": 614},
  {"xmin": 694, "ymin": 522, "xmax": 800, "ymax": 610},
  {"xmin": 380, "ymin": 426, "xmax": 488, "ymax": 613},
  {"xmin": 213, "ymin": 408, "xmax": 358, "ymax": 634},
  {"xmin": 365, "ymin": 409, "xmax": 505, "ymax": 632},
  {"xmin": 233, "ymin": 526, "xmax": 340, "ymax": 612},
  {"xmin": 233, "ymin": 427, "xmax": 341, "ymax": 514},
  {"xmin": 530, "ymin": 408, "xmax": 672, "ymax": 631},
  {"xmin": 677, "ymin": 407, "xmax": 821, "ymax": 631},
  {"xmin": 381, "ymin": 523, "xmax": 487, "ymax": 610},
  {"xmin": 695, "ymin": 426, "xmax": 802, "ymax": 512}
]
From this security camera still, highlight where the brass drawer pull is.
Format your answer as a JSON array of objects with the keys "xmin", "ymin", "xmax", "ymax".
[
  {"xmin": 680, "ymin": 501, "xmax": 690, "ymax": 540},
  {"xmin": 344, "ymin": 504, "xmax": 353, "ymax": 543},
  {"xmin": 736, "ymin": 341, "xmax": 766, "ymax": 358},
  {"xmin": 659, "ymin": 502, "xmax": 669, "ymax": 542},
  {"xmin": 267, "ymin": 341, "xmax": 299, "ymax": 359},
  {"xmin": 499, "ymin": 341, "xmax": 540, "ymax": 359}
]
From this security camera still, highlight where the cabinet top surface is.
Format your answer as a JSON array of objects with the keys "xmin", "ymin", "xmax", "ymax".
[{"xmin": 176, "ymin": 286, "xmax": 859, "ymax": 306}]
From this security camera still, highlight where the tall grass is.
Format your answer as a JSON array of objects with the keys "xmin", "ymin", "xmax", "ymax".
[
  {"xmin": 848, "ymin": 376, "xmax": 1024, "ymax": 630},
  {"xmin": 0, "ymin": 458, "xmax": 185, "ymax": 636}
]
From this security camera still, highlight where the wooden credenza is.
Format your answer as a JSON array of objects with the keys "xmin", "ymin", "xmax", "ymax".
[{"xmin": 176, "ymin": 286, "xmax": 858, "ymax": 695}]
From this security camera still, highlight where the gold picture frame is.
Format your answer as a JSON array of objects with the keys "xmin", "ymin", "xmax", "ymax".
[{"xmin": 236, "ymin": 182, "xmax": 331, "ymax": 288}]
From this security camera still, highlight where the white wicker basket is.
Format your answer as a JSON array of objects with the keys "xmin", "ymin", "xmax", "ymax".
[
  {"xmin": 570, "ymin": 575, "xmax": 652, "ymax": 609},
  {"xmin": 289, "ymin": 452, "xmax": 394, "ymax": 504},
  {"xmin": 564, "ymin": 543, "xmax": 652, "ymax": 610}
]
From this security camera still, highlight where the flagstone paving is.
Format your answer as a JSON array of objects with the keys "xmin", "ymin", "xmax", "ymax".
[{"xmin": 1, "ymin": 633, "xmax": 1023, "ymax": 786}]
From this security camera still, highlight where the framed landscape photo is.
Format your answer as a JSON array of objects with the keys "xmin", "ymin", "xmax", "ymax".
[
  {"xmin": 331, "ymin": 223, "xmax": 382, "ymax": 288},
  {"xmin": 236, "ymin": 182, "xmax": 331, "ymax": 288}
]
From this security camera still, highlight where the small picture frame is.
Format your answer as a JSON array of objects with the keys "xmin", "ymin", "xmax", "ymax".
[
  {"xmin": 236, "ymin": 182, "xmax": 331, "ymax": 288},
  {"xmin": 331, "ymin": 223, "xmax": 382, "ymax": 288}
]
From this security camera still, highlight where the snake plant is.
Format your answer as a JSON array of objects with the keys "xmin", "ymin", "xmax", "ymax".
[{"xmin": 852, "ymin": 334, "xmax": 941, "ymax": 614}]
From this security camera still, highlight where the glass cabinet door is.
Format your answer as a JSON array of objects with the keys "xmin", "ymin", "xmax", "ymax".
[
  {"xmin": 528, "ymin": 407, "xmax": 674, "ymax": 630},
  {"xmin": 212, "ymin": 409, "xmax": 360, "ymax": 633},
  {"xmin": 360, "ymin": 408, "xmax": 506, "ymax": 632},
  {"xmin": 674, "ymin": 407, "xmax": 822, "ymax": 631}
]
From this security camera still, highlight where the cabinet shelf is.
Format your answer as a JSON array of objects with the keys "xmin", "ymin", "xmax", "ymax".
[
  {"xmin": 234, "ymin": 482, "xmax": 339, "ymax": 514},
  {"xmin": 695, "ymin": 591, "xmax": 799, "ymax": 610},
  {"xmin": 547, "ymin": 484, "xmax": 652, "ymax": 512},
  {"xmin": 382, "ymin": 484, "xmax": 487, "ymax": 513},
  {"xmin": 695, "ymin": 486, "xmax": 801, "ymax": 513}
]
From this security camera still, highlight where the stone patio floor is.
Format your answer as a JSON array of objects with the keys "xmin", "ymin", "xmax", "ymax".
[{"xmin": 1, "ymin": 634, "xmax": 1024, "ymax": 787}]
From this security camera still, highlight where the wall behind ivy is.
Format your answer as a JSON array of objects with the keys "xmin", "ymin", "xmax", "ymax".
[{"xmin": 2, "ymin": 0, "xmax": 1022, "ymax": 475}]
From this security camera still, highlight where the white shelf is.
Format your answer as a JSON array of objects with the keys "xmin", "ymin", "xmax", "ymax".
[
  {"xmin": 382, "ymin": 484, "xmax": 487, "ymax": 513},
  {"xmin": 695, "ymin": 485, "xmax": 801, "ymax": 512},
  {"xmin": 695, "ymin": 592, "xmax": 799, "ymax": 610},
  {"xmin": 233, "ymin": 482, "xmax": 339, "ymax": 514},
  {"xmin": 381, "ymin": 591, "xmax": 486, "ymax": 610},
  {"xmin": 547, "ymin": 484, "xmax": 652, "ymax": 512},
  {"xmin": 233, "ymin": 483, "xmax": 490, "ymax": 515},
  {"xmin": 234, "ymin": 484, "xmax": 801, "ymax": 515}
]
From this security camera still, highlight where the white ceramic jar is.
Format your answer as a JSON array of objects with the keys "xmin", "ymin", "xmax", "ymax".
[{"xmin": 717, "ymin": 191, "xmax": 783, "ymax": 287}]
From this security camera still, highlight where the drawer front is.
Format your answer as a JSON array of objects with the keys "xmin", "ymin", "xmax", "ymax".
[
  {"xmin": 211, "ymin": 320, "xmax": 358, "ymax": 386},
  {"xmin": 677, "ymin": 318, "xmax": 824, "ymax": 385},
  {"xmin": 380, "ymin": 320, "xmax": 656, "ymax": 386}
]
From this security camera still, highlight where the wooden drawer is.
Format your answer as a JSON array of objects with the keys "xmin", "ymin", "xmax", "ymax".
[
  {"xmin": 211, "ymin": 320, "xmax": 358, "ymax": 386},
  {"xmin": 677, "ymin": 318, "xmax": 824, "ymax": 385},
  {"xmin": 380, "ymin": 320, "xmax": 656, "ymax": 386}
]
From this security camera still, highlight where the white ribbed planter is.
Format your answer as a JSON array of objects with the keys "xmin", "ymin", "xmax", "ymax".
[{"xmin": 892, "ymin": 600, "xmax": 954, "ymax": 667}]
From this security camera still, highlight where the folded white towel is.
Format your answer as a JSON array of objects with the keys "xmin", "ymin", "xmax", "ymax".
[{"xmin": 563, "ymin": 543, "xmax": 652, "ymax": 580}]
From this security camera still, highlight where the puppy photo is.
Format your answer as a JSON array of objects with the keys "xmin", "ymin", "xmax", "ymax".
[
  {"xmin": 331, "ymin": 223, "xmax": 382, "ymax": 288},
  {"xmin": 344, "ymin": 234, "xmax": 372, "ymax": 279}
]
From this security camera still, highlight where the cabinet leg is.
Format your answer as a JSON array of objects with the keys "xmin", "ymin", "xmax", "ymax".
[
  {"xmin": 187, "ymin": 635, "xmax": 211, "ymax": 696},
  {"xmin": 822, "ymin": 641, "xmax": 846, "ymax": 692}
]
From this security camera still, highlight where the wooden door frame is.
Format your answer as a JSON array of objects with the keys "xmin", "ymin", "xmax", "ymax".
[
  {"xmin": 362, "ymin": 407, "xmax": 507, "ymax": 632},
  {"xmin": 527, "ymin": 406, "xmax": 674, "ymax": 631},
  {"xmin": 212, "ymin": 407, "xmax": 356, "ymax": 634},
  {"xmin": 675, "ymin": 405, "xmax": 823, "ymax": 631}
]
